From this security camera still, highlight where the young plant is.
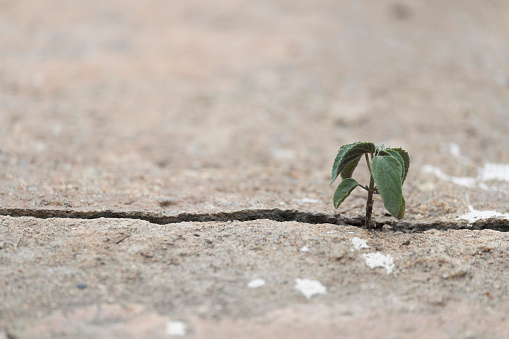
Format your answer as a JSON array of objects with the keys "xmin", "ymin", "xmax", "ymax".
[{"xmin": 331, "ymin": 142, "xmax": 410, "ymax": 230}]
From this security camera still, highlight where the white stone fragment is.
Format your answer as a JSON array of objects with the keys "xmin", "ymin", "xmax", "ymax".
[
  {"xmin": 457, "ymin": 206, "xmax": 509, "ymax": 225},
  {"xmin": 247, "ymin": 279, "xmax": 266, "ymax": 288},
  {"xmin": 166, "ymin": 321, "xmax": 186, "ymax": 336},
  {"xmin": 300, "ymin": 246, "xmax": 310, "ymax": 252},
  {"xmin": 363, "ymin": 252, "xmax": 395, "ymax": 274},
  {"xmin": 295, "ymin": 278, "xmax": 327, "ymax": 299},
  {"xmin": 351, "ymin": 237, "xmax": 370, "ymax": 250}
]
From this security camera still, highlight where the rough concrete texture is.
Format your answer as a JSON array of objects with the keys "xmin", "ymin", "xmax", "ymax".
[
  {"xmin": 2, "ymin": 217, "xmax": 509, "ymax": 338},
  {"xmin": 1, "ymin": 0, "xmax": 509, "ymax": 337}
]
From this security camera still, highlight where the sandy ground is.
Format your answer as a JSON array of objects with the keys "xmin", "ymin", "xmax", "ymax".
[
  {"xmin": 2, "ymin": 217, "xmax": 509, "ymax": 338},
  {"xmin": 1, "ymin": 0, "xmax": 509, "ymax": 338}
]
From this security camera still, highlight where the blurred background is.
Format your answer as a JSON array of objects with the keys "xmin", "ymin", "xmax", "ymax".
[{"xmin": 0, "ymin": 0, "xmax": 508, "ymax": 212}]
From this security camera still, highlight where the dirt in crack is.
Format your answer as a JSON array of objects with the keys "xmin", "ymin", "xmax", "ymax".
[{"xmin": 0, "ymin": 208, "xmax": 508, "ymax": 233}]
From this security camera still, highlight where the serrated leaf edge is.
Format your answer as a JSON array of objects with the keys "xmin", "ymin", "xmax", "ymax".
[{"xmin": 331, "ymin": 142, "xmax": 375, "ymax": 184}]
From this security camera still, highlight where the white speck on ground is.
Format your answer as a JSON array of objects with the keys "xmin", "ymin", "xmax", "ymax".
[
  {"xmin": 422, "ymin": 163, "xmax": 509, "ymax": 191},
  {"xmin": 478, "ymin": 163, "xmax": 509, "ymax": 182},
  {"xmin": 351, "ymin": 237, "xmax": 370, "ymax": 250},
  {"xmin": 448, "ymin": 143, "xmax": 462, "ymax": 158},
  {"xmin": 326, "ymin": 231, "xmax": 337, "ymax": 234},
  {"xmin": 247, "ymin": 279, "xmax": 266, "ymax": 288},
  {"xmin": 457, "ymin": 206, "xmax": 509, "ymax": 225},
  {"xmin": 166, "ymin": 321, "xmax": 186, "ymax": 336},
  {"xmin": 292, "ymin": 198, "xmax": 322, "ymax": 203},
  {"xmin": 300, "ymin": 246, "xmax": 310, "ymax": 252},
  {"xmin": 363, "ymin": 252, "xmax": 395, "ymax": 274},
  {"xmin": 295, "ymin": 279, "xmax": 327, "ymax": 299},
  {"xmin": 422, "ymin": 165, "xmax": 477, "ymax": 188},
  {"xmin": 446, "ymin": 143, "xmax": 470, "ymax": 164}
]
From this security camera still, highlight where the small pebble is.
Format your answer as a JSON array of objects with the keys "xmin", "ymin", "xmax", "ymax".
[
  {"xmin": 295, "ymin": 278, "xmax": 327, "ymax": 299},
  {"xmin": 166, "ymin": 321, "xmax": 186, "ymax": 336},
  {"xmin": 77, "ymin": 283, "xmax": 87, "ymax": 290},
  {"xmin": 248, "ymin": 279, "xmax": 266, "ymax": 288},
  {"xmin": 351, "ymin": 237, "xmax": 370, "ymax": 250}
]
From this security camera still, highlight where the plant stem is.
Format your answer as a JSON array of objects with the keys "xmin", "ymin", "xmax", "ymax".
[{"xmin": 365, "ymin": 154, "xmax": 375, "ymax": 230}]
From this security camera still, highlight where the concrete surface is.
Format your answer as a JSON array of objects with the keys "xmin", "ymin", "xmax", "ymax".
[
  {"xmin": 2, "ymin": 217, "xmax": 509, "ymax": 338},
  {"xmin": 1, "ymin": 0, "xmax": 509, "ymax": 338}
]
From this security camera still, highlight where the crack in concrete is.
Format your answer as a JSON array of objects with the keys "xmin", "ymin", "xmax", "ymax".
[{"xmin": 0, "ymin": 208, "xmax": 508, "ymax": 232}]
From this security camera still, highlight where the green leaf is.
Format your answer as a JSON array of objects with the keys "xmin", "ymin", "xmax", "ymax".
[
  {"xmin": 371, "ymin": 155, "xmax": 403, "ymax": 217},
  {"xmin": 384, "ymin": 149, "xmax": 404, "ymax": 181},
  {"xmin": 396, "ymin": 196, "xmax": 406, "ymax": 219},
  {"xmin": 331, "ymin": 142, "xmax": 375, "ymax": 184},
  {"xmin": 340, "ymin": 155, "xmax": 361, "ymax": 179},
  {"xmin": 387, "ymin": 148, "xmax": 410, "ymax": 184},
  {"xmin": 333, "ymin": 178, "xmax": 358, "ymax": 209}
]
